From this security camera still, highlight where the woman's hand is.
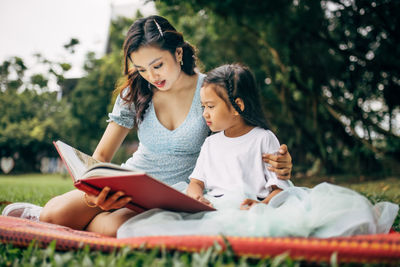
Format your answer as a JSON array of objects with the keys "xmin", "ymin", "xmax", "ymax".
[
  {"xmin": 262, "ymin": 144, "xmax": 292, "ymax": 180},
  {"xmin": 85, "ymin": 187, "xmax": 132, "ymax": 211}
]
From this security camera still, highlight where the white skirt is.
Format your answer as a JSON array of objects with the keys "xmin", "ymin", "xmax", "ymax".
[{"xmin": 117, "ymin": 182, "xmax": 398, "ymax": 238}]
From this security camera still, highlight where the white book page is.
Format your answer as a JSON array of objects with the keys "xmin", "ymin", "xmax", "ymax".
[
  {"xmin": 56, "ymin": 141, "xmax": 99, "ymax": 180},
  {"xmin": 56, "ymin": 140, "xmax": 141, "ymax": 181},
  {"xmin": 81, "ymin": 169, "xmax": 144, "ymax": 179}
]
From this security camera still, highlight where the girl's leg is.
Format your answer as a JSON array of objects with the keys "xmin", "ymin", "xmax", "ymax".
[
  {"xmin": 40, "ymin": 189, "xmax": 103, "ymax": 230},
  {"xmin": 86, "ymin": 208, "xmax": 137, "ymax": 237}
]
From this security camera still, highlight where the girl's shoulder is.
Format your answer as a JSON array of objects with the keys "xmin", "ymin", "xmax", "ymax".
[
  {"xmin": 202, "ymin": 131, "xmax": 224, "ymax": 144},
  {"xmin": 251, "ymin": 127, "xmax": 280, "ymax": 143},
  {"xmin": 249, "ymin": 127, "xmax": 276, "ymax": 137}
]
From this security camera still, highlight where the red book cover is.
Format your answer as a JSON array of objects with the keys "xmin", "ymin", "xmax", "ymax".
[{"xmin": 53, "ymin": 140, "xmax": 215, "ymax": 213}]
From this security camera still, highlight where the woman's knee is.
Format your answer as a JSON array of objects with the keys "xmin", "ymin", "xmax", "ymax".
[
  {"xmin": 40, "ymin": 190, "xmax": 99, "ymax": 229},
  {"xmin": 40, "ymin": 194, "xmax": 71, "ymax": 224},
  {"xmin": 86, "ymin": 208, "xmax": 137, "ymax": 237}
]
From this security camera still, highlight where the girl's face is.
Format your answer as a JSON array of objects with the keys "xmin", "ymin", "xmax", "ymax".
[
  {"xmin": 130, "ymin": 46, "xmax": 182, "ymax": 91},
  {"xmin": 200, "ymin": 84, "xmax": 238, "ymax": 133}
]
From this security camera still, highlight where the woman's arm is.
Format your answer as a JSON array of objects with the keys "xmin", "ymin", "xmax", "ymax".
[
  {"xmin": 93, "ymin": 121, "xmax": 130, "ymax": 162},
  {"xmin": 262, "ymin": 144, "xmax": 292, "ymax": 180},
  {"xmin": 86, "ymin": 121, "xmax": 132, "ymax": 210}
]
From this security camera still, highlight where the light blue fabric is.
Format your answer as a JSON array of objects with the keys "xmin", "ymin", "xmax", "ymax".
[
  {"xmin": 117, "ymin": 182, "xmax": 399, "ymax": 238},
  {"xmin": 108, "ymin": 73, "xmax": 210, "ymax": 185}
]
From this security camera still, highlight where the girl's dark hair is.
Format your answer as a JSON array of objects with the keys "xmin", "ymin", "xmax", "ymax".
[
  {"xmin": 117, "ymin": 15, "xmax": 197, "ymax": 127},
  {"xmin": 203, "ymin": 63, "xmax": 269, "ymax": 130}
]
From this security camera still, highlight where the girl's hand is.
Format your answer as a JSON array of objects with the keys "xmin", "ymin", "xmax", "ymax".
[
  {"xmin": 86, "ymin": 187, "xmax": 132, "ymax": 211},
  {"xmin": 189, "ymin": 194, "xmax": 213, "ymax": 208},
  {"xmin": 240, "ymin": 198, "xmax": 260, "ymax": 210},
  {"xmin": 262, "ymin": 144, "xmax": 292, "ymax": 180}
]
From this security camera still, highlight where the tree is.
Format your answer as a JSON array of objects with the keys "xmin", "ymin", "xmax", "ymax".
[
  {"xmin": 0, "ymin": 15, "xmax": 142, "ymax": 172},
  {"xmin": 0, "ymin": 86, "xmax": 77, "ymax": 172},
  {"xmin": 67, "ymin": 15, "xmax": 138, "ymax": 156},
  {"xmin": 0, "ymin": 57, "xmax": 26, "ymax": 92},
  {"xmin": 156, "ymin": 0, "xmax": 400, "ymax": 176},
  {"xmin": 0, "ymin": 40, "xmax": 78, "ymax": 172}
]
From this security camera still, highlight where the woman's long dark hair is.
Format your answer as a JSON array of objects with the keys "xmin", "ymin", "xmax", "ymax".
[
  {"xmin": 117, "ymin": 15, "xmax": 197, "ymax": 127},
  {"xmin": 203, "ymin": 63, "xmax": 269, "ymax": 130}
]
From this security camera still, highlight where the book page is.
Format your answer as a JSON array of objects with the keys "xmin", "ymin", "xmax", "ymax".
[
  {"xmin": 55, "ymin": 140, "xmax": 141, "ymax": 181},
  {"xmin": 81, "ymin": 168, "xmax": 144, "ymax": 180},
  {"xmin": 55, "ymin": 141, "xmax": 100, "ymax": 180}
]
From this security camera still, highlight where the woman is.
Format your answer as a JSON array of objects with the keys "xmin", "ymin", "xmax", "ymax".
[{"xmin": 3, "ymin": 16, "xmax": 293, "ymax": 237}]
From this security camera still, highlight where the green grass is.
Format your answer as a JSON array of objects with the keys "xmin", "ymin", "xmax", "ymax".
[
  {"xmin": 0, "ymin": 174, "xmax": 399, "ymax": 266},
  {"xmin": 0, "ymin": 173, "xmax": 74, "ymax": 207},
  {"xmin": 293, "ymin": 175, "xmax": 400, "ymax": 203}
]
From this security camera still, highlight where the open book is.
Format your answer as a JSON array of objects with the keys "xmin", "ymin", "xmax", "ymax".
[{"xmin": 53, "ymin": 140, "xmax": 215, "ymax": 213}]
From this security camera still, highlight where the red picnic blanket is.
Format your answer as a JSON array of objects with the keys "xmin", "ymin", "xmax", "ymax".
[{"xmin": 0, "ymin": 215, "xmax": 399, "ymax": 264}]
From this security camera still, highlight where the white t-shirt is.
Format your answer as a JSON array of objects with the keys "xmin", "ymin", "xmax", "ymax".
[{"xmin": 189, "ymin": 127, "xmax": 291, "ymax": 199}]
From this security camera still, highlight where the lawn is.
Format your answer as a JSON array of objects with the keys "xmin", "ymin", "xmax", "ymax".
[{"xmin": 0, "ymin": 173, "xmax": 399, "ymax": 266}]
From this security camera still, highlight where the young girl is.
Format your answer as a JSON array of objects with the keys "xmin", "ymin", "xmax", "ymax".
[
  {"xmin": 117, "ymin": 64, "xmax": 398, "ymax": 238},
  {"xmin": 2, "ymin": 16, "xmax": 293, "ymax": 237},
  {"xmin": 186, "ymin": 63, "xmax": 290, "ymax": 209}
]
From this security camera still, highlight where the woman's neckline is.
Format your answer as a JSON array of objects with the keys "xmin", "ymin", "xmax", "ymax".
[{"xmin": 152, "ymin": 73, "xmax": 203, "ymax": 132}]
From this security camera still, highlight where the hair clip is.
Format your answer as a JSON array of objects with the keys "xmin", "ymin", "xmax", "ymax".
[{"xmin": 153, "ymin": 19, "xmax": 164, "ymax": 37}]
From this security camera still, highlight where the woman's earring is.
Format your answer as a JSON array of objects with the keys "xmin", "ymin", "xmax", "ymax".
[
  {"xmin": 148, "ymin": 83, "xmax": 151, "ymax": 90},
  {"xmin": 180, "ymin": 59, "xmax": 183, "ymax": 66}
]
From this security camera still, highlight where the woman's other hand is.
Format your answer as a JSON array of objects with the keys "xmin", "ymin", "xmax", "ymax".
[
  {"xmin": 85, "ymin": 187, "xmax": 132, "ymax": 211},
  {"xmin": 262, "ymin": 144, "xmax": 292, "ymax": 180}
]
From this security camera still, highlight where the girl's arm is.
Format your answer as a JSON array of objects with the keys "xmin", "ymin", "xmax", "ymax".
[
  {"xmin": 187, "ymin": 178, "xmax": 205, "ymax": 199},
  {"xmin": 260, "ymin": 185, "xmax": 282, "ymax": 205},
  {"xmin": 187, "ymin": 178, "xmax": 212, "ymax": 207},
  {"xmin": 262, "ymin": 144, "xmax": 292, "ymax": 180},
  {"xmin": 240, "ymin": 185, "xmax": 282, "ymax": 210}
]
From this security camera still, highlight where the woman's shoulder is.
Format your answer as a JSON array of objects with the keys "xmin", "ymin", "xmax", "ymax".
[
  {"xmin": 117, "ymin": 86, "xmax": 131, "ymax": 98},
  {"xmin": 196, "ymin": 72, "xmax": 206, "ymax": 89}
]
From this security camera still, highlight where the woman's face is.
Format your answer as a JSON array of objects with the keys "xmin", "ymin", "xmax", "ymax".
[{"xmin": 130, "ymin": 46, "xmax": 182, "ymax": 91}]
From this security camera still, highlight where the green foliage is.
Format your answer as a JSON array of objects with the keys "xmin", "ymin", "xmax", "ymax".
[
  {"xmin": 0, "ymin": 37, "xmax": 82, "ymax": 172},
  {"xmin": 0, "ymin": 56, "xmax": 26, "ymax": 92},
  {"xmin": 0, "ymin": 16, "xmax": 136, "ymax": 171},
  {"xmin": 1, "ymin": 2, "xmax": 399, "ymax": 175},
  {"xmin": 63, "ymin": 38, "xmax": 80, "ymax": 54},
  {"xmin": 0, "ymin": 241, "xmax": 290, "ymax": 267},
  {"xmin": 67, "ymin": 16, "xmax": 136, "ymax": 153},
  {"xmin": 0, "ymin": 90, "xmax": 78, "ymax": 172},
  {"xmin": 157, "ymin": 0, "xmax": 400, "ymax": 176}
]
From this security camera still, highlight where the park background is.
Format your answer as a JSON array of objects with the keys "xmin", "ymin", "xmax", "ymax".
[
  {"xmin": 0, "ymin": 1, "xmax": 399, "ymax": 265},
  {"xmin": 1, "ymin": 0, "xmax": 399, "ymax": 180}
]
